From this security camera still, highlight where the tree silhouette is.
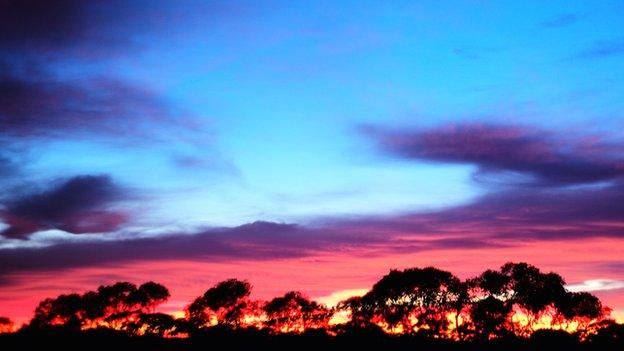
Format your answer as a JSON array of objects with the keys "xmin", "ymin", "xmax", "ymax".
[
  {"xmin": 186, "ymin": 278, "xmax": 256, "ymax": 329},
  {"xmin": 28, "ymin": 281, "xmax": 170, "ymax": 332},
  {"xmin": 354, "ymin": 267, "xmax": 463, "ymax": 336},
  {"xmin": 14, "ymin": 262, "xmax": 616, "ymax": 344},
  {"xmin": 464, "ymin": 262, "xmax": 608, "ymax": 338},
  {"xmin": 31, "ymin": 293, "xmax": 85, "ymax": 330},
  {"xmin": 129, "ymin": 282, "xmax": 170, "ymax": 311},
  {"xmin": 555, "ymin": 291, "xmax": 606, "ymax": 331},
  {"xmin": 466, "ymin": 268, "xmax": 514, "ymax": 338},
  {"xmin": 470, "ymin": 296, "xmax": 512, "ymax": 339},
  {"xmin": 499, "ymin": 262, "xmax": 568, "ymax": 334},
  {"xmin": 336, "ymin": 295, "xmax": 376, "ymax": 329},
  {"xmin": 264, "ymin": 291, "xmax": 331, "ymax": 333},
  {"xmin": 448, "ymin": 280, "xmax": 470, "ymax": 340}
]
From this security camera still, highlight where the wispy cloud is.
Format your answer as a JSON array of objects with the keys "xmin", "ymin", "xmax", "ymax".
[{"xmin": 567, "ymin": 279, "xmax": 624, "ymax": 292}]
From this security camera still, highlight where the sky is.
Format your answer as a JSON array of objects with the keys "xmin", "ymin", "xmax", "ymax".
[{"xmin": 1, "ymin": 0, "xmax": 623, "ymax": 324}]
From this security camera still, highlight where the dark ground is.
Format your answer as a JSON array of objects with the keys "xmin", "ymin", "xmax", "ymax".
[{"xmin": 1, "ymin": 328, "xmax": 623, "ymax": 351}]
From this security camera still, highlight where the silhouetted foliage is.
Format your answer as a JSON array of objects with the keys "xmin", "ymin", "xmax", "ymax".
[
  {"xmin": 264, "ymin": 291, "xmax": 331, "ymax": 333},
  {"xmin": 186, "ymin": 278, "xmax": 257, "ymax": 329},
  {"xmin": 470, "ymin": 296, "xmax": 512, "ymax": 339},
  {"xmin": 352, "ymin": 267, "xmax": 464, "ymax": 336},
  {"xmin": 123, "ymin": 312, "xmax": 186, "ymax": 337},
  {"xmin": 28, "ymin": 281, "xmax": 170, "ymax": 333},
  {"xmin": 458, "ymin": 262, "xmax": 612, "ymax": 340},
  {"xmin": 586, "ymin": 320, "xmax": 624, "ymax": 347},
  {"xmin": 7, "ymin": 262, "xmax": 620, "ymax": 350}
]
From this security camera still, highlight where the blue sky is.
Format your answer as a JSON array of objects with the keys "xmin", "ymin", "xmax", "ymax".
[{"xmin": 7, "ymin": 0, "xmax": 621, "ymax": 230}]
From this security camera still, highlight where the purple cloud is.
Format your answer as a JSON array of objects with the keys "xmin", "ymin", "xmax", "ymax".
[
  {"xmin": 0, "ymin": 73, "xmax": 199, "ymax": 141},
  {"xmin": 0, "ymin": 221, "xmax": 382, "ymax": 279},
  {"xmin": 364, "ymin": 123, "xmax": 624, "ymax": 186},
  {"xmin": 0, "ymin": 175, "xmax": 129, "ymax": 239},
  {"xmin": 348, "ymin": 181, "xmax": 624, "ymax": 241}
]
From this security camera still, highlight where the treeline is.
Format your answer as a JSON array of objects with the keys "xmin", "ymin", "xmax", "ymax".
[{"xmin": 2, "ymin": 262, "xmax": 623, "ymax": 345}]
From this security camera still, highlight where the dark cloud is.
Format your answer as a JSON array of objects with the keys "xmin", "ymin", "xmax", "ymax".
[
  {"xmin": 0, "ymin": 73, "xmax": 198, "ymax": 141},
  {"xmin": 349, "ymin": 181, "xmax": 624, "ymax": 241},
  {"xmin": 0, "ymin": 0, "xmax": 153, "ymax": 59},
  {"xmin": 0, "ymin": 0, "xmax": 239, "ymax": 60},
  {"xmin": 576, "ymin": 37, "xmax": 624, "ymax": 59},
  {"xmin": 0, "ymin": 175, "xmax": 128, "ymax": 239},
  {"xmin": 539, "ymin": 13, "xmax": 581, "ymax": 28},
  {"xmin": 0, "ymin": 216, "xmax": 516, "ymax": 281},
  {"xmin": 364, "ymin": 123, "xmax": 624, "ymax": 186},
  {"xmin": 0, "ymin": 221, "xmax": 379, "ymax": 278}
]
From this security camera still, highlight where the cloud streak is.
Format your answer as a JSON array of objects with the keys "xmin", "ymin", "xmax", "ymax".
[
  {"xmin": 0, "ymin": 221, "xmax": 372, "ymax": 277},
  {"xmin": 363, "ymin": 123, "xmax": 624, "ymax": 186},
  {"xmin": 567, "ymin": 279, "xmax": 624, "ymax": 292}
]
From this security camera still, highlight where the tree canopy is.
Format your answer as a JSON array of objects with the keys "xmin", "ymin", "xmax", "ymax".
[{"xmin": 7, "ymin": 262, "xmax": 615, "ymax": 342}]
